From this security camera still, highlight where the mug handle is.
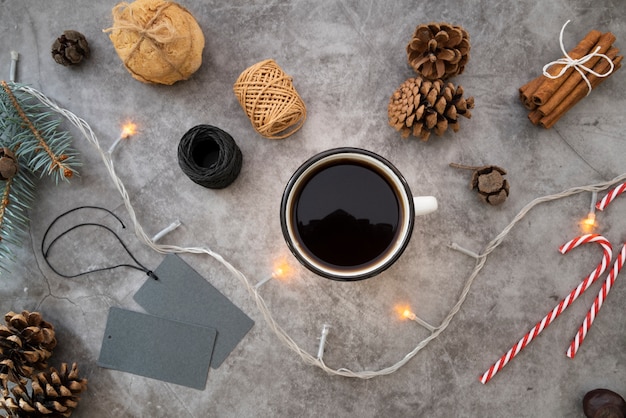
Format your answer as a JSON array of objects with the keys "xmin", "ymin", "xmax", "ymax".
[{"xmin": 413, "ymin": 196, "xmax": 438, "ymax": 216}]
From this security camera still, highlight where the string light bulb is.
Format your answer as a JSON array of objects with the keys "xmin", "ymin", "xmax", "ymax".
[
  {"xmin": 271, "ymin": 260, "xmax": 292, "ymax": 281},
  {"xmin": 255, "ymin": 261, "xmax": 292, "ymax": 289},
  {"xmin": 580, "ymin": 212, "xmax": 597, "ymax": 233},
  {"xmin": 120, "ymin": 121, "xmax": 137, "ymax": 138},
  {"xmin": 272, "ymin": 267, "xmax": 285, "ymax": 279},
  {"xmin": 402, "ymin": 309, "xmax": 417, "ymax": 321},
  {"xmin": 396, "ymin": 305, "xmax": 437, "ymax": 332},
  {"xmin": 151, "ymin": 220, "xmax": 182, "ymax": 242},
  {"xmin": 317, "ymin": 324, "xmax": 331, "ymax": 360},
  {"xmin": 108, "ymin": 121, "xmax": 138, "ymax": 154},
  {"xmin": 580, "ymin": 191, "xmax": 598, "ymax": 233},
  {"xmin": 394, "ymin": 304, "xmax": 412, "ymax": 320}
]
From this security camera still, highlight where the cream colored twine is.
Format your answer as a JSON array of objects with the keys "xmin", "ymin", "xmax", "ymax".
[
  {"xmin": 21, "ymin": 84, "xmax": 626, "ymax": 378},
  {"xmin": 543, "ymin": 20, "xmax": 615, "ymax": 95}
]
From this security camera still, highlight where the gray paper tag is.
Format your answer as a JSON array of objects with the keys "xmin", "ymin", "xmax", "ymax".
[
  {"xmin": 98, "ymin": 307, "xmax": 217, "ymax": 389},
  {"xmin": 134, "ymin": 254, "xmax": 254, "ymax": 368}
]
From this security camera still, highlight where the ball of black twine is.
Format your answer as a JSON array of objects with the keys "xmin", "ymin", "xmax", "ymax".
[{"xmin": 178, "ymin": 125, "xmax": 243, "ymax": 189}]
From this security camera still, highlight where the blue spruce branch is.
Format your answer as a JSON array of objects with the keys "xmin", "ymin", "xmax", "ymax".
[{"xmin": 0, "ymin": 81, "xmax": 81, "ymax": 272}]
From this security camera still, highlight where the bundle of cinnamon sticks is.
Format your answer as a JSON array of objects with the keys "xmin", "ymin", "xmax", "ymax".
[{"xmin": 519, "ymin": 29, "xmax": 622, "ymax": 128}]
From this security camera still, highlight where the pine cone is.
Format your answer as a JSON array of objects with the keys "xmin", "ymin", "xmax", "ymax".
[
  {"xmin": 388, "ymin": 77, "xmax": 474, "ymax": 141},
  {"xmin": 51, "ymin": 31, "xmax": 90, "ymax": 66},
  {"xmin": 0, "ymin": 311, "xmax": 57, "ymax": 389},
  {"xmin": 406, "ymin": 22, "xmax": 470, "ymax": 80},
  {"xmin": 0, "ymin": 148, "xmax": 18, "ymax": 181},
  {"xmin": 1, "ymin": 362, "xmax": 87, "ymax": 417}
]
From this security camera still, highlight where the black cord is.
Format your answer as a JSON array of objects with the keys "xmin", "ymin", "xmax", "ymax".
[{"xmin": 41, "ymin": 206, "xmax": 158, "ymax": 280}]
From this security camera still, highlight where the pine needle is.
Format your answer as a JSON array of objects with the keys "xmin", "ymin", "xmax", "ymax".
[{"xmin": 0, "ymin": 81, "xmax": 81, "ymax": 273}]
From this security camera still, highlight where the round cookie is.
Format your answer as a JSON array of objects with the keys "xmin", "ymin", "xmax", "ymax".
[{"xmin": 106, "ymin": 0, "xmax": 205, "ymax": 85}]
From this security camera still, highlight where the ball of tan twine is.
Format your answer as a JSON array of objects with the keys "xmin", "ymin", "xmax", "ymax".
[{"xmin": 233, "ymin": 59, "xmax": 306, "ymax": 139}]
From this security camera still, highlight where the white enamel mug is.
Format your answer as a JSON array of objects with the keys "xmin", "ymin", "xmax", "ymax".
[{"xmin": 280, "ymin": 148, "xmax": 437, "ymax": 281}]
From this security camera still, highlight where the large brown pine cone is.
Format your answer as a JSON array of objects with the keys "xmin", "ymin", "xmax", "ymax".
[
  {"xmin": 388, "ymin": 76, "xmax": 474, "ymax": 141},
  {"xmin": 406, "ymin": 22, "xmax": 470, "ymax": 80},
  {"xmin": 0, "ymin": 311, "xmax": 57, "ymax": 389},
  {"xmin": 1, "ymin": 362, "xmax": 87, "ymax": 417}
]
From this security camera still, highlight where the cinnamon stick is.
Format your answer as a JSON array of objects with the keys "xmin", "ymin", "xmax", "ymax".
[
  {"xmin": 539, "ymin": 54, "xmax": 622, "ymax": 128},
  {"xmin": 531, "ymin": 29, "xmax": 602, "ymax": 106},
  {"xmin": 527, "ymin": 109, "xmax": 543, "ymax": 125},
  {"xmin": 538, "ymin": 32, "xmax": 617, "ymax": 116},
  {"xmin": 519, "ymin": 75, "xmax": 544, "ymax": 110}
]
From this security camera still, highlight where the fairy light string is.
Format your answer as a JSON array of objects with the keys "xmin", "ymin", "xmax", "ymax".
[{"xmin": 20, "ymin": 84, "xmax": 626, "ymax": 379}]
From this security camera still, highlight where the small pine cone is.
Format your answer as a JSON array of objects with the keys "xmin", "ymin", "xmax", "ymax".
[
  {"xmin": 51, "ymin": 30, "xmax": 90, "ymax": 66},
  {"xmin": 0, "ymin": 148, "xmax": 18, "ymax": 181},
  {"xmin": 388, "ymin": 76, "xmax": 474, "ymax": 141},
  {"xmin": 450, "ymin": 163, "xmax": 510, "ymax": 205},
  {"xmin": 406, "ymin": 22, "xmax": 470, "ymax": 80},
  {"xmin": 0, "ymin": 311, "xmax": 57, "ymax": 389},
  {"xmin": 1, "ymin": 363, "xmax": 87, "ymax": 417}
]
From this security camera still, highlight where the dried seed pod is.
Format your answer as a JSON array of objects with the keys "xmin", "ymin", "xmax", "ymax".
[
  {"xmin": 51, "ymin": 30, "xmax": 90, "ymax": 66},
  {"xmin": 406, "ymin": 22, "xmax": 471, "ymax": 80},
  {"xmin": 450, "ymin": 163, "xmax": 510, "ymax": 205}
]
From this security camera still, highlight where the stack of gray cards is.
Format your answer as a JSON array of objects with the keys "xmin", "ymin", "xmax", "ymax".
[{"xmin": 98, "ymin": 254, "xmax": 254, "ymax": 389}]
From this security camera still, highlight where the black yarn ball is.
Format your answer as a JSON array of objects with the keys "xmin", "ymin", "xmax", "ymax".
[{"xmin": 177, "ymin": 125, "xmax": 243, "ymax": 189}]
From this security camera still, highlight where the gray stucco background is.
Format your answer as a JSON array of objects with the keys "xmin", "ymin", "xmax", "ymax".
[{"xmin": 1, "ymin": 0, "xmax": 625, "ymax": 416}]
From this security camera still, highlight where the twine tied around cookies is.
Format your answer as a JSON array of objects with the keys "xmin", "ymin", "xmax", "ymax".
[
  {"xmin": 233, "ymin": 59, "xmax": 306, "ymax": 139},
  {"xmin": 103, "ymin": 1, "xmax": 179, "ymax": 46}
]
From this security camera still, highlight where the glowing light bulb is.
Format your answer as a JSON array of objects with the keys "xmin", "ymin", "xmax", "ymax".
[
  {"xmin": 395, "ymin": 305, "xmax": 413, "ymax": 320},
  {"xmin": 271, "ymin": 261, "xmax": 291, "ymax": 281},
  {"xmin": 580, "ymin": 191, "xmax": 599, "ymax": 233},
  {"xmin": 580, "ymin": 213, "xmax": 597, "ymax": 233},
  {"xmin": 403, "ymin": 309, "xmax": 417, "ymax": 321},
  {"xmin": 255, "ymin": 261, "xmax": 292, "ymax": 289},
  {"xmin": 121, "ymin": 122, "xmax": 137, "ymax": 139},
  {"xmin": 396, "ymin": 305, "xmax": 437, "ymax": 331},
  {"xmin": 109, "ymin": 121, "xmax": 138, "ymax": 154}
]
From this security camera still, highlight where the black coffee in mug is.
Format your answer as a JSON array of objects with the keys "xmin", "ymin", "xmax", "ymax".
[
  {"xmin": 293, "ymin": 160, "xmax": 400, "ymax": 269},
  {"xmin": 280, "ymin": 148, "xmax": 437, "ymax": 281}
]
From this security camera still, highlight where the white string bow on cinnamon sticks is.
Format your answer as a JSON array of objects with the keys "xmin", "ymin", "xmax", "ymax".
[
  {"xmin": 542, "ymin": 20, "xmax": 615, "ymax": 95},
  {"xmin": 519, "ymin": 21, "xmax": 622, "ymax": 128}
]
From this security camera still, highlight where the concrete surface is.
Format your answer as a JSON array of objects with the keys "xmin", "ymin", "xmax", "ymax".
[{"xmin": 1, "ymin": 0, "xmax": 626, "ymax": 417}]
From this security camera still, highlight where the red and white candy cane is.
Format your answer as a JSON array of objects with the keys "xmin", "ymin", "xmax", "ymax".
[
  {"xmin": 567, "ymin": 243, "xmax": 626, "ymax": 358},
  {"xmin": 479, "ymin": 234, "xmax": 612, "ymax": 384},
  {"xmin": 596, "ymin": 183, "xmax": 626, "ymax": 211}
]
